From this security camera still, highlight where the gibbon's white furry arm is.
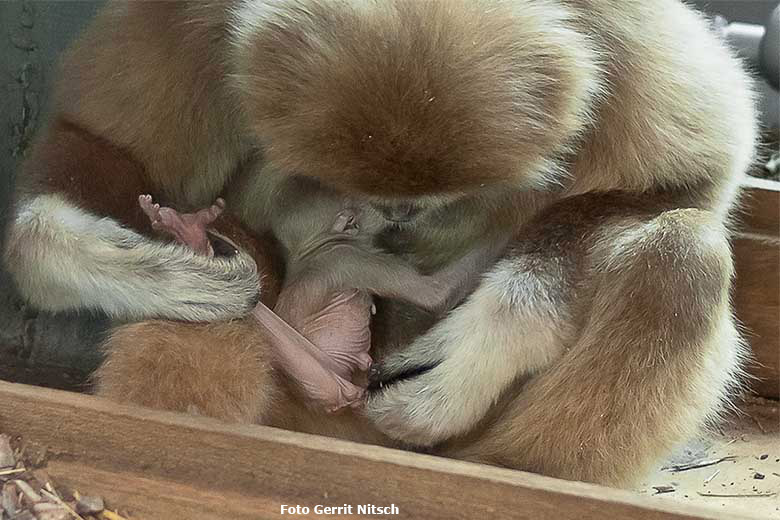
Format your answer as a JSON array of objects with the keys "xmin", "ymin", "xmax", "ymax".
[{"xmin": 7, "ymin": 194, "xmax": 260, "ymax": 321}]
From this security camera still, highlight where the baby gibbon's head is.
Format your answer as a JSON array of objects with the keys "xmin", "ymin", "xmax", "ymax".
[{"xmin": 231, "ymin": 0, "xmax": 601, "ymax": 200}]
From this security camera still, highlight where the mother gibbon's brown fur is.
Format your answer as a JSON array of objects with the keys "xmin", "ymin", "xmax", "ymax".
[{"xmin": 7, "ymin": 0, "xmax": 756, "ymax": 487}]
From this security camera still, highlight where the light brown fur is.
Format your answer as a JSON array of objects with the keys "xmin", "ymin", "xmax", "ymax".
[
  {"xmin": 95, "ymin": 320, "xmax": 279, "ymax": 424},
  {"xmin": 6, "ymin": 0, "xmax": 757, "ymax": 487}
]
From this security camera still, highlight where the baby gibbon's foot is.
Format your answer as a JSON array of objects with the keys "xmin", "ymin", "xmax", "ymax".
[{"xmin": 139, "ymin": 194, "xmax": 224, "ymax": 256}]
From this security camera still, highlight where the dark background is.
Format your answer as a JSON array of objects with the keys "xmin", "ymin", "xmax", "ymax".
[{"xmin": 0, "ymin": 0, "xmax": 777, "ymax": 388}]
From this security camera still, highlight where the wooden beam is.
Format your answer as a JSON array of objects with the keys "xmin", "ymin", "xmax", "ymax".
[
  {"xmin": 738, "ymin": 177, "xmax": 779, "ymax": 237},
  {"xmin": 732, "ymin": 178, "xmax": 779, "ymax": 398},
  {"xmin": 0, "ymin": 381, "xmax": 753, "ymax": 520},
  {"xmin": 733, "ymin": 232, "xmax": 780, "ymax": 399}
]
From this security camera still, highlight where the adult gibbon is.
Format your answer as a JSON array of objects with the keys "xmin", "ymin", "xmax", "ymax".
[{"xmin": 6, "ymin": 0, "xmax": 756, "ymax": 486}]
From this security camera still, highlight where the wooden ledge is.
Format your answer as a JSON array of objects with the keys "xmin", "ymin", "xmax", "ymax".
[
  {"xmin": 738, "ymin": 176, "xmax": 780, "ymax": 238},
  {"xmin": 732, "ymin": 178, "xmax": 779, "ymax": 399},
  {"xmin": 0, "ymin": 380, "xmax": 758, "ymax": 520}
]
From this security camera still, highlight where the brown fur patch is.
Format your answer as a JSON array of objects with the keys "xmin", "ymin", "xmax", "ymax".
[
  {"xmin": 94, "ymin": 319, "xmax": 279, "ymax": 424},
  {"xmin": 17, "ymin": 117, "xmax": 152, "ymax": 233}
]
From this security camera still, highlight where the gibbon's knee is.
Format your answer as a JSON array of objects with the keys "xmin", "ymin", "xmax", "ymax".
[
  {"xmin": 94, "ymin": 320, "xmax": 279, "ymax": 424},
  {"xmin": 446, "ymin": 208, "xmax": 744, "ymax": 487},
  {"xmin": 595, "ymin": 208, "xmax": 734, "ymax": 312}
]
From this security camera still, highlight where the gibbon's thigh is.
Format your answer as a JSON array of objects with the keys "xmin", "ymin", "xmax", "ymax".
[
  {"xmin": 94, "ymin": 319, "xmax": 280, "ymax": 424},
  {"xmin": 368, "ymin": 193, "xmax": 744, "ymax": 487}
]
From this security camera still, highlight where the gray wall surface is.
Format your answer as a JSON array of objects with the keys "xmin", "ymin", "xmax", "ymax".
[
  {"xmin": 0, "ymin": 1, "xmax": 776, "ymax": 389},
  {"xmin": 692, "ymin": 0, "xmax": 778, "ymax": 24},
  {"xmin": 1, "ymin": 1, "xmax": 105, "ymax": 388}
]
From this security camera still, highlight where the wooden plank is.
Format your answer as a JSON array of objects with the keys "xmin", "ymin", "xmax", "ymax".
[
  {"xmin": 45, "ymin": 461, "xmax": 273, "ymax": 520},
  {"xmin": 738, "ymin": 177, "xmax": 779, "ymax": 237},
  {"xmin": 0, "ymin": 381, "xmax": 752, "ymax": 520},
  {"xmin": 733, "ymin": 232, "xmax": 780, "ymax": 399},
  {"xmin": 733, "ymin": 178, "xmax": 779, "ymax": 398}
]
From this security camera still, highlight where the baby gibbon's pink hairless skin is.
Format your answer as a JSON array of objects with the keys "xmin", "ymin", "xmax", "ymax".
[
  {"xmin": 138, "ymin": 195, "xmax": 371, "ymax": 411},
  {"xmin": 139, "ymin": 195, "xmax": 225, "ymax": 257},
  {"xmin": 254, "ymin": 290, "xmax": 372, "ymax": 411}
]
